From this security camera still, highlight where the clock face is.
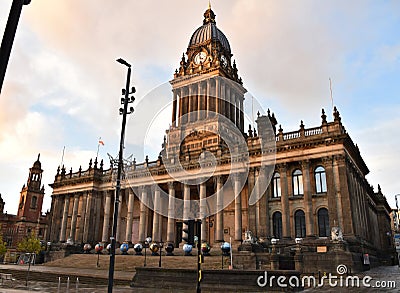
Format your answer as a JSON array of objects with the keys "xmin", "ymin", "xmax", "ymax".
[
  {"xmin": 221, "ymin": 55, "xmax": 228, "ymax": 67},
  {"xmin": 194, "ymin": 52, "xmax": 207, "ymax": 65}
]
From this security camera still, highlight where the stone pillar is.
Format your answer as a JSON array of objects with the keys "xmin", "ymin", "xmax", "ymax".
[
  {"xmin": 215, "ymin": 176, "xmax": 224, "ymax": 242},
  {"xmin": 172, "ymin": 90, "xmax": 177, "ymax": 127},
  {"xmin": 59, "ymin": 194, "xmax": 70, "ymax": 242},
  {"xmin": 102, "ymin": 190, "xmax": 112, "ymax": 243},
  {"xmin": 215, "ymin": 78, "xmax": 219, "ymax": 115},
  {"xmin": 302, "ymin": 161, "xmax": 314, "ymax": 237},
  {"xmin": 188, "ymin": 85, "xmax": 193, "ymax": 122},
  {"xmin": 178, "ymin": 88, "xmax": 183, "ymax": 126},
  {"xmin": 235, "ymin": 94, "xmax": 240, "ymax": 128},
  {"xmin": 182, "ymin": 183, "xmax": 191, "ymax": 242},
  {"xmin": 138, "ymin": 187, "xmax": 148, "ymax": 243},
  {"xmin": 200, "ymin": 180, "xmax": 207, "ymax": 243},
  {"xmin": 152, "ymin": 187, "xmax": 161, "ymax": 242},
  {"xmin": 78, "ymin": 192, "xmax": 88, "ymax": 243},
  {"xmin": 115, "ymin": 190, "xmax": 123, "ymax": 243},
  {"xmin": 254, "ymin": 169, "xmax": 261, "ymax": 237},
  {"xmin": 167, "ymin": 182, "xmax": 176, "ymax": 244},
  {"xmin": 239, "ymin": 98, "xmax": 244, "ymax": 132},
  {"xmin": 259, "ymin": 167, "xmax": 270, "ymax": 237},
  {"xmin": 83, "ymin": 191, "xmax": 93, "ymax": 243},
  {"xmin": 234, "ymin": 174, "xmax": 242, "ymax": 241},
  {"xmin": 206, "ymin": 79, "xmax": 211, "ymax": 118},
  {"xmin": 197, "ymin": 82, "xmax": 202, "ymax": 120},
  {"xmin": 332, "ymin": 156, "xmax": 344, "ymax": 229},
  {"xmin": 69, "ymin": 193, "xmax": 80, "ymax": 242},
  {"xmin": 279, "ymin": 164, "xmax": 291, "ymax": 239},
  {"xmin": 125, "ymin": 188, "xmax": 135, "ymax": 243}
]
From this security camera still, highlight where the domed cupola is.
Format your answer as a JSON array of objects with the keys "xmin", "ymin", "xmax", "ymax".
[{"xmin": 188, "ymin": 6, "xmax": 231, "ymax": 54}]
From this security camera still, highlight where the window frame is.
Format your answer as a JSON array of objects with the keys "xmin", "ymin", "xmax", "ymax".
[
  {"xmin": 292, "ymin": 169, "xmax": 304, "ymax": 196},
  {"xmin": 315, "ymin": 166, "xmax": 327, "ymax": 194},
  {"xmin": 272, "ymin": 211, "xmax": 282, "ymax": 239},
  {"xmin": 272, "ymin": 172, "xmax": 281, "ymax": 198},
  {"xmin": 294, "ymin": 209, "xmax": 306, "ymax": 238},
  {"xmin": 317, "ymin": 208, "xmax": 330, "ymax": 237}
]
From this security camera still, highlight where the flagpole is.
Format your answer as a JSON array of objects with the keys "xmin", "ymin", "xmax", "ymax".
[
  {"xmin": 60, "ymin": 146, "xmax": 65, "ymax": 167},
  {"xmin": 329, "ymin": 78, "xmax": 334, "ymax": 110},
  {"xmin": 96, "ymin": 137, "xmax": 101, "ymax": 159}
]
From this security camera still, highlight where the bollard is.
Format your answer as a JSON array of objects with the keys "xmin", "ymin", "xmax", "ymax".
[
  {"xmin": 66, "ymin": 276, "xmax": 70, "ymax": 293},
  {"xmin": 57, "ymin": 277, "xmax": 61, "ymax": 293},
  {"xmin": 76, "ymin": 277, "xmax": 79, "ymax": 292}
]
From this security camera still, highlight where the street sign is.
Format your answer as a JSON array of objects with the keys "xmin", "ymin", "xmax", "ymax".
[{"xmin": 394, "ymin": 234, "xmax": 400, "ymax": 251}]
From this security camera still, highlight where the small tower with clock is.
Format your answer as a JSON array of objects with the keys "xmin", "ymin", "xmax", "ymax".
[
  {"xmin": 17, "ymin": 154, "xmax": 45, "ymax": 222},
  {"xmin": 167, "ymin": 4, "xmax": 247, "ymax": 159}
]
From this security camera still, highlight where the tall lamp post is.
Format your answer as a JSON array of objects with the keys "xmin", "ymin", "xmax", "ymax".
[
  {"xmin": 107, "ymin": 58, "xmax": 135, "ymax": 293},
  {"xmin": 0, "ymin": 0, "xmax": 31, "ymax": 94}
]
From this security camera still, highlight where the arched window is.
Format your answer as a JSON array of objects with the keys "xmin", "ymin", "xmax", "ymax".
[
  {"xmin": 31, "ymin": 196, "xmax": 37, "ymax": 209},
  {"xmin": 272, "ymin": 212, "xmax": 282, "ymax": 239},
  {"xmin": 318, "ymin": 208, "xmax": 330, "ymax": 237},
  {"xmin": 315, "ymin": 166, "xmax": 327, "ymax": 193},
  {"xmin": 272, "ymin": 172, "xmax": 281, "ymax": 198},
  {"xmin": 292, "ymin": 169, "xmax": 303, "ymax": 196},
  {"xmin": 294, "ymin": 210, "xmax": 306, "ymax": 238}
]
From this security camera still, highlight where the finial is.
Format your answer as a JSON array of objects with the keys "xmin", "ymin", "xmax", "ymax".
[
  {"xmin": 257, "ymin": 111, "xmax": 260, "ymax": 118},
  {"xmin": 321, "ymin": 108, "xmax": 327, "ymax": 124},
  {"xmin": 208, "ymin": 0, "xmax": 211, "ymax": 10},
  {"xmin": 37, "ymin": 153, "xmax": 40, "ymax": 161}
]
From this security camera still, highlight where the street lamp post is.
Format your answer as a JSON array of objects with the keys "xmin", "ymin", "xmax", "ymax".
[
  {"xmin": 107, "ymin": 58, "xmax": 135, "ymax": 293},
  {"xmin": 0, "ymin": 0, "xmax": 31, "ymax": 94}
]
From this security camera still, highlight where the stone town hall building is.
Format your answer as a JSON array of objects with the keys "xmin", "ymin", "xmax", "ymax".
[{"xmin": 48, "ymin": 6, "xmax": 393, "ymax": 270}]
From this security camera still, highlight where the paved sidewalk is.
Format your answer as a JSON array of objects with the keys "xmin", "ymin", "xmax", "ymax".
[{"xmin": 0, "ymin": 263, "xmax": 134, "ymax": 292}]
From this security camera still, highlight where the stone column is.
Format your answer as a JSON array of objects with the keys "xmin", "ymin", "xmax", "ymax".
[
  {"xmin": 197, "ymin": 82, "xmax": 202, "ymax": 120},
  {"xmin": 77, "ymin": 192, "xmax": 88, "ymax": 243},
  {"xmin": 115, "ymin": 190, "xmax": 123, "ymax": 243},
  {"xmin": 254, "ymin": 169, "xmax": 261, "ymax": 237},
  {"xmin": 167, "ymin": 182, "xmax": 176, "ymax": 244},
  {"xmin": 172, "ymin": 90, "xmax": 177, "ymax": 127},
  {"xmin": 178, "ymin": 88, "xmax": 183, "ymax": 126},
  {"xmin": 83, "ymin": 191, "xmax": 93, "ymax": 243},
  {"xmin": 239, "ymin": 98, "xmax": 244, "ymax": 132},
  {"xmin": 200, "ymin": 180, "xmax": 207, "ymax": 243},
  {"xmin": 332, "ymin": 156, "xmax": 344, "ymax": 229},
  {"xmin": 59, "ymin": 194, "xmax": 70, "ymax": 242},
  {"xmin": 125, "ymin": 188, "xmax": 135, "ymax": 243},
  {"xmin": 152, "ymin": 187, "xmax": 161, "ymax": 242},
  {"xmin": 69, "ymin": 193, "xmax": 80, "ymax": 243},
  {"xmin": 182, "ymin": 183, "xmax": 191, "ymax": 242},
  {"xmin": 258, "ymin": 167, "xmax": 270, "ymax": 237},
  {"xmin": 302, "ymin": 161, "xmax": 314, "ymax": 237},
  {"xmin": 215, "ymin": 176, "xmax": 224, "ymax": 242},
  {"xmin": 215, "ymin": 78, "xmax": 219, "ymax": 114},
  {"xmin": 235, "ymin": 94, "xmax": 240, "ymax": 128},
  {"xmin": 102, "ymin": 190, "xmax": 112, "ymax": 243},
  {"xmin": 279, "ymin": 164, "xmax": 291, "ymax": 239},
  {"xmin": 188, "ymin": 85, "xmax": 193, "ymax": 122},
  {"xmin": 138, "ymin": 187, "xmax": 148, "ymax": 243},
  {"xmin": 206, "ymin": 79, "xmax": 211, "ymax": 118},
  {"xmin": 234, "ymin": 174, "xmax": 242, "ymax": 241}
]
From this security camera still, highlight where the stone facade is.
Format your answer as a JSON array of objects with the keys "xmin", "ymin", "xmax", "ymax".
[{"xmin": 48, "ymin": 6, "xmax": 394, "ymax": 272}]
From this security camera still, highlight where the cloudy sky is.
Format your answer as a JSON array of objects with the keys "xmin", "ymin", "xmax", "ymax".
[{"xmin": 0, "ymin": 0, "xmax": 399, "ymax": 214}]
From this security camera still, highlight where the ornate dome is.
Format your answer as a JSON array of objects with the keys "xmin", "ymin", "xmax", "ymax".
[{"xmin": 188, "ymin": 7, "xmax": 231, "ymax": 53}]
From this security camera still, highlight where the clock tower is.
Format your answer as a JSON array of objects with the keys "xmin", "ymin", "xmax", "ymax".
[{"xmin": 167, "ymin": 5, "xmax": 247, "ymax": 160}]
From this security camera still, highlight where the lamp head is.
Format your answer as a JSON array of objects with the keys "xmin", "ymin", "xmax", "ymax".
[{"xmin": 116, "ymin": 58, "xmax": 131, "ymax": 68}]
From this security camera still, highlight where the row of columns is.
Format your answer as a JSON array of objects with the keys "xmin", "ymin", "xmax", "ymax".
[
  {"xmin": 172, "ymin": 79, "xmax": 244, "ymax": 132},
  {"xmin": 54, "ymin": 172, "xmax": 250, "ymax": 246}
]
